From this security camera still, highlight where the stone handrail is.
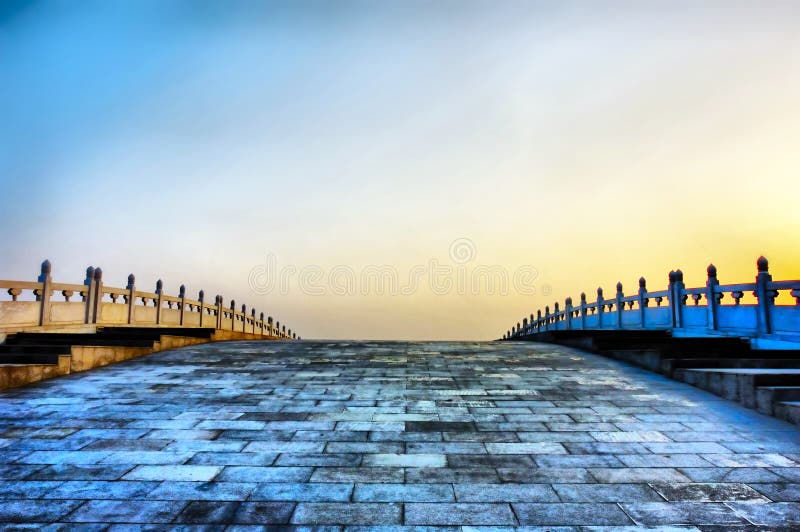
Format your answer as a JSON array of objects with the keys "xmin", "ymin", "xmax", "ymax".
[
  {"xmin": 503, "ymin": 256, "xmax": 800, "ymax": 347},
  {"xmin": 0, "ymin": 261, "xmax": 298, "ymax": 339}
]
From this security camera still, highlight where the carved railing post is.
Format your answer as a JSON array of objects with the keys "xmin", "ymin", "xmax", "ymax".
[
  {"xmin": 178, "ymin": 285, "xmax": 186, "ymax": 326},
  {"xmin": 522, "ymin": 317, "xmax": 528, "ymax": 336},
  {"xmin": 580, "ymin": 292, "xmax": 587, "ymax": 329},
  {"xmin": 215, "ymin": 296, "xmax": 223, "ymax": 329},
  {"xmin": 92, "ymin": 268, "xmax": 103, "ymax": 324},
  {"xmin": 596, "ymin": 287, "xmax": 604, "ymax": 328},
  {"xmin": 241, "ymin": 304, "xmax": 247, "ymax": 332},
  {"xmin": 230, "ymin": 300, "xmax": 236, "ymax": 330},
  {"xmin": 156, "ymin": 279, "xmax": 164, "ymax": 325},
  {"xmin": 638, "ymin": 277, "xmax": 647, "ymax": 328},
  {"xmin": 155, "ymin": 280, "xmax": 164, "ymax": 324},
  {"xmin": 260, "ymin": 312, "xmax": 265, "ymax": 335},
  {"xmin": 615, "ymin": 282, "xmax": 623, "ymax": 329},
  {"xmin": 268, "ymin": 316, "xmax": 273, "ymax": 336},
  {"xmin": 565, "ymin": 297, "xmax": 573, "ymax": 330},
  {"xmin": 706, "ymin": 264, "xmax": 720, "ymax": 331},
  {"xmin": 755, "ymin": 256, "xmax": 774, "ymax": 335},
  {"xmin": 277, "ymin": 321, "xmax": 281, "ymax": 337},
  {"xmin": 83, "ymin": 266, "xmax": 95, "ymax": 324},
  {"xmin": 36, "ymin": 260, "xmax": 52, "ymax": 326},
  {"xmin": 536, "ymin": 310, "xmax": 542, "ymax": 333},
  {"xmin": 251, "ymin": 308, "xmax": 256, "ymax": 333},
  {"xmin": 125, "ymin": 274, "xmax": 136, "ymax": 324},
  {"xmin": 544, "ymin": 306, "xmax": 550, "ymax": 332},
  {"xmin": 669, "ymin": 270, "xmax": 685, "ymax": 329},
  {"xmin": 198, "ymin": 290, "xmax": 205, "ymax": 327},
  {"xmin": 282, "ymin": 325, "xmax": 286, "ymax": 337},
  {"xmin": 668, "ymin": 271, "xmax": 676, "ymax": 327}
]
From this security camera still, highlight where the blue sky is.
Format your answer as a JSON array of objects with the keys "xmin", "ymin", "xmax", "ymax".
[{"xmin": 2, "ymin": 1, "xmax": 799, "ymax": 339}]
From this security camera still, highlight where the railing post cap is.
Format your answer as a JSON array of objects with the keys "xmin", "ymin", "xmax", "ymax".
[
  {"xmin": 580, "ymin": 292, "xmax": 586, "ymax": 301},
  {"xmin": 41, "ymin": 259, "xmax": 52, "ymax": 275},
  {"xmin": 554, "ymin": 302, "xmax": 559, "ymax": 310},
  {"xmin": 757, "ymin": 256, "xmax": 769, "ymax": 272},
  {"xmin": 707, "ymin": 263, "xmax": 717, "ymax": 278},
  {"xmin": 179, "ymin": 284, "xmax": 186, "ymax": 296},
  {"xmin": 251, "ymin": 308, "xmax": 255, "ymax": 316},
  {"xmin": 156, "ymin": 279, "xmax": 163, "ymax": 292},
  {"xmin": 260, "ymin": 312, "xmax": 264, "ymax": 320},
  {"xmin": 669, "ymin": 270, "xmax": 676, "ymax": 282},
  {"xmin": 597, "ymin": 286, "xmax": 603, "ymax": 296},
  {"xmin": 241, "ymin": 303, "xmax": 246, "ymax": 312},
  {"xmin": 94, "ymin": 268, "xmax": 103, "ymax": 281},
  {"xmin": 675, "ymin": 269, "xmax": 684, "ymax": 282},
  {"xmin": 230, "ymin": 299, "xmax": 235, "ymax": 308},
  {"xmin": 616, "ymin": 281, "xmax": 623, "ymax": 293},
  {"xmin": 639, "ymin": 276, "xmax": 646, "ymax": 288},
  {"xmin": 198, "ymin": 289, "xmax": 204, "ymax": 299},
  {"xmin": 127, "ymin": 274, "xmax": 135, "ymax": 287},
  {"xmin": 565, "ymin": 296, "xmax": 572, "ymax": 305}
]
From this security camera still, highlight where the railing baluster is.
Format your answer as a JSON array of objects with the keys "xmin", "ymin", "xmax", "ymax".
[
  {"xmin": 126, "ymin": 274, "xmax": 136, "ymax": 325},
  {"xmin": 755, "ymin": 256, "xmax": 773, "ymax": 335},
  {"xmin": 638, "ymin": 277, "xmax": 647, "ymax": 329},
  {"xmin": 37, "ymin": 260, "xmax": 52, "ymax": 326}
]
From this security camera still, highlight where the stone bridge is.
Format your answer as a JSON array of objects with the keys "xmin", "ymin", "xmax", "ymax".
[
  {"xmin": 1, "ymin": 260, "xmax": 800, "ymax": 528},
  {"xmin": 0, "ymin": 340, "xmax": 798, "ymax": 528}
]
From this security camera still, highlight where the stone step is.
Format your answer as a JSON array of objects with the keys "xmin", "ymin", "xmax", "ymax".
[
  {"xmin": 0, "ymin": 353, "xmax": 63, "ymax": 364},
  {"xmin": 752, "ymin": 373, "xmax": 800, "ymax": 386},
  {"xmin": 98, "ymin": 326, "xmax": 216, "ymax": 339},
  {"xmin": 757, "ymin": 385, "xmax": 800, "ymax": 403},
  {"xmin": 673, "ymin": 368, "xmax": 800, "ymax": 424},
  {"xmin": 662, "ymin": 348, "xmax": 800, "ymax": 360},
  {"xmin": 663, "ymin": 358, "xmax": 800, "ymax": 371},
  {"xmin": 0, "ymin": 344, "xmax": 72, "ymax": 355},
  {"xmin": 774, "ymin": 401, "xmax": 800, "ymax": 424},
  {"xmin": 4, "ymin": 335, "xmax": 157, "ymax": 348}
]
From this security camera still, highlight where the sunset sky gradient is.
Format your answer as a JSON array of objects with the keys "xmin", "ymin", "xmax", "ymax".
[{"xmin": 1, "ymin": 1, "xmax": 798, "ymax": 339}]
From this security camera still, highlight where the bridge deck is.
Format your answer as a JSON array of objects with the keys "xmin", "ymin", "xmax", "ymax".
[{"xmin": 0, "ymin": 341, "xmax": 799, "ymax": 527}]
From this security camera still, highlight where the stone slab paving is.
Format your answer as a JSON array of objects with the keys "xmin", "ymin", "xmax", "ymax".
[{"xmin": 1, "ymin": 340, "xmax": 799, "ymax": 530}]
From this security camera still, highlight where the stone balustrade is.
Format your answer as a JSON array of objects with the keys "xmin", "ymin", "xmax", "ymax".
[
  {"xmin": 503, "ymin": 256, "xmax": 799, "ymax": 348},
  {"xmin": 0, "ymin": 261, "xmax": 298, "ymax": 340}
]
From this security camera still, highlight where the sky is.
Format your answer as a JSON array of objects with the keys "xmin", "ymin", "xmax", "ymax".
[{"xmin": 1, "ymin": 0, "xmax": 799, "ymax": 340}]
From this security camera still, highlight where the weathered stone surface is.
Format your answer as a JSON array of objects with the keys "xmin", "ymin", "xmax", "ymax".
[
  {"xmin": 0, "ymin": 340, "xmax": 798, "ymax": 526},
  {"xmin": 292, "ymin": 502, "xmax": 402, "ymax": 525}
]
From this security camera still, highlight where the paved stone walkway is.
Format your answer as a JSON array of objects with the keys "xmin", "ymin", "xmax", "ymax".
[{"xmin": 1, "ymin": 341, "xmax": 799, "ymax": 530}]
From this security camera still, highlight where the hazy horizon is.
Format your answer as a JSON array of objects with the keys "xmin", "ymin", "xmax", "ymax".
[{"xmin": 2, "ymin": 1, "xmax": 798, "ymax": 340}]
